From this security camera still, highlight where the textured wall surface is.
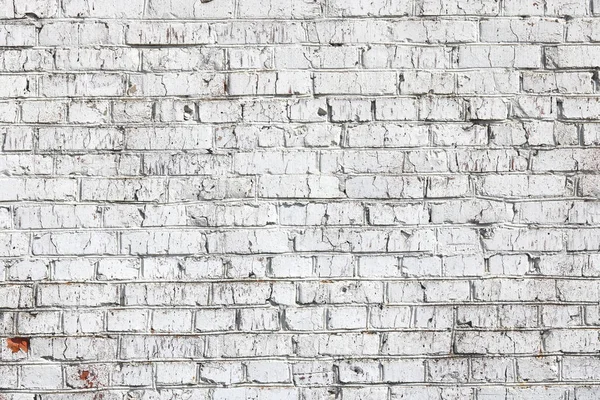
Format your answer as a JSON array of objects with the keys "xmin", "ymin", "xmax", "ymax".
[{"xmin": 1, "ymin": 0, "xmax": 600, "ymax": 398}]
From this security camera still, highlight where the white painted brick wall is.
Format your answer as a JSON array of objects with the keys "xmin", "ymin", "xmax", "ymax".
[{"xmin": 0, "ymin": 0, "xmax": 599, "ymax": 398}]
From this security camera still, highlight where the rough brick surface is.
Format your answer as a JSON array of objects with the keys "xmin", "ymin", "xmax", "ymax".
[{"xmin": 1, "ymin": 0, "xmax": 600, "ymax": 398}]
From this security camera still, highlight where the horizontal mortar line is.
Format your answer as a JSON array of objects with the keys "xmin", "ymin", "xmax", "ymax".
[
  {"xmin": 8, "ymin": 224, "xmax": 600, "ymax": 231},
  {"xmin": 0, "ymin": 172, "xmax": 600, "ymax": 177},
  {"xmin": 8, "ymin": 277, "xmax": 600, "ymax": 282},
  {"xmin": 5, "ymin": 249, "xmax": 600, "ymax": 256},
  {"xmin": 7, "ymin": 223, "xmax": 600, "ymax": 232},
  {"xmin": 0, "ymin": 198, "xmax": 597, "ymax": 205},
  {"xmin": 5, "ymin": 276, "xmax": 600, "ymax": 283},
  {"xmin": 4, "ymin": 302, "xmax": 600, "ymax": 310},
  {"xmin": 3, "ymin": 357, "xmax": 600, "ymax": 365},
  {"xmin": 0, "ymin": 364, "xmax": 592, "ymax": 369},
  {"xmin": 1, "ymin": 353, "xmax": 598, "ymax": 362},
  {"xmin": 5, "ymin": 67, "xmax": 600, "ymax": 72},
  {"xmin": 3, "ymin": 95, "xmax": 592, "ymax": 101},
  {"xmin": 0, "ymin": 120, "xmax": 588, "ymax": 126},
  {"xmin": 0, "ymin": 196, "xmax": 597, "ymax": 204},
  {"xmin": 2, "ymin": 67, "xmax": 600, "ymax": 74},
  {"xmin": 3, "ymin": 40, "xmax": 590, "ymax": 48},
  {"xmin": 8, "ymin": 42, "xmax": 600, "ymax": 50},
  {"xmin": 0, "ymin": 172, "xmax": 593, "ymax": 176},
  {"xmin": 86, "ymin": 41, "xmax": 600, "ymax": 47},
  {"xmin": 0, "ymin": 200, "xmax": 593, "ymax": 205},
  {"xmin": 2, "ymin": 222, "xmax": 592, "ymax": 229},
  {"xmin": 6, "ymin": 302, "xmax": 599, "ymax": 308},
  {"xmin": 10, "ymin": 92, "xmax": 600, "ymax": 99},
  {"xmin": 34, "ymin": 326, "xmax": 600, "ymax": 334},
  {"xmin": 0, "ymin": 203, "xmax": 595, "ymax": 209},
  {"xmin": 5, "ymin": 43, "xmax": 593, "ymax": 50},
  {"xmin": 13, "ymin": 252, "xmax": 599, "ymax": 257},
  {"xmin": 15, "ymin": 146, "xmax": 600, "ymax": 152},
  {"xmin": 2, "ymin": 382, "xmax": 600, "ymax": 391},
  {"xmin": 4, "ymin": 252, "xmax": 599, "ymax": 258},
  {"xmin": 4, "ymin": 302, "xmax": 599, "ymax": 310},
  {"xmin": 0, "ymin": 15, "xmax": 582, "ymax": 22},
  {"xmin": 5, "ymin": 225, "xmax": 600, "ymax": 230}
]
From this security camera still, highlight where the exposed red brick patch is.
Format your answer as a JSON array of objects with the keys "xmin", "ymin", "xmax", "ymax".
[
  {"xmin": 79, "ymin": 369, "xmax": 96, "ymax": 388},
  {"xmin": 6, "ymin": 337, "xmax": 29, "ymax": 353}
]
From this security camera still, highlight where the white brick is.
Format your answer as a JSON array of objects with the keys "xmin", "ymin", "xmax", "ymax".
[
  {"xmin": 38, "ymin": 284, "xmax": 119, "ymax": 307},
  {"xmin": 315, "ymin": 72, "xmax": 397, "ymax": 95},
  {"xmin": 147, "ymin": 0, "xmax": 234, "ymax": 18},
  {"xmin": 195, "ymin": 309, "xmax": 236, "ymax": 332},
  {"xmin": 63, "ymin": 0, "xmax": 144, "ymax": 17},
  {"xmin": 22, "ymin": 100, "xmax": 67, "ymax": 123},
  {"xmin": 246, "ymin": 360, "xmax": 291, "ymax": 383},
  {"xmin": 6, "ymin": 260, "xmax": 48, "ymax": 281},
  {"xmin": 0, "ymin": 25, "xmax": 36, "ymax": 46},
  {"xmin": 327, "ymin": 306, "xmax": 367, "ymax": 329},
  {"xmin": 199, "ymin": 362, "xmax": 244, "ymax": 385},
  {"xmin": 480, "ymin": 18, "xmax": 564, "ymax": 43},
  {"xmin": 329, "ymin": 0, "xmax": 411, "ymax": 16},
  {"xmin": 239, "ymin": 308, "xmax": 279, "ymax": 331},
  {"xmin": 284, "ymin": 308, "xmax": 325, "ymax": 331},
  {"xmin": 17, "ymin": 311, "xmax": 61, "ymax": 334},
  {"xmin": 21, "ymin": 365, "xmax": 62, "ymax": 389},
  {"xmin": 156, "ymin": 362, "xmax": 197, "ymax": 385},
  {"xmin": 418, "ymin": 0, "xmax": 499, "ymax": 15},
  {"xmin": 0, "ymin": 365, "xmax": 17, "ymax": 388}
]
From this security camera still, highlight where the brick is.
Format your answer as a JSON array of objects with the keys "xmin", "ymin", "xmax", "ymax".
[
  {"xmin": 199, "ymin": 361, "xmax": 244, "ymax": 385},
  {"xmin": 329, "ymin": 0, "xmax": 411, "ymax": 16},
  {"xmin": 213, "ymin": 388, "xmax": 298, "ymax": 400},
  {"xmin": 246, "ymin": 360, "xmax": 290, "ymax": 383},
  {"xmin": 329, "ymin": 99, "xmax": 371, "ymax": 122},
  {"xmin": 456, "ymin": 45, "xmax": 543, "ymax": 68},
  {"xmin": 21, "ymin": 365, "xmax": 62, "ymax": 389},
  {"xmin": 315, "ymin": 72, "xmax": 397, "ymax": 95},
  {"xmin": 239, "ymin": 308, "xmax": 279, "ymax": 331},
  {"xmin": 480, "ymin": 18, "xmax": 564, "ymax": 43},
  {"xmin": 418, "ymin": 0, "xmax": 499, "ymax": 15},
  {"xmin": 129, "ymin": 72, "xmax": 226, "ymax": 96},
  {"xmin": 346, "ymin": 123, "xmax": 428, "ymax": 147},
  {"xmin": 0, "ymin": 365, "xmax": 17, "ymax": 389},
  {"xmin": 63, "ymin": 0, "xmax": 144, "ymax": 17},
  {"xmin": 327, "ymin": 306, "xmax": 367, "ymax": 329},
  {"xmin": 38, "ymin": 283, "xmax": 119, "ymax": 307},
  {"xmin": 6, "ymin": 259, "xmax": 49, "ymax": 281},
  {"xmin": 0, "ymin": 24, "xmax": 36, "ymax": 46},
  {"xmin": 55, "ymin": 48, "xmax": 139, "ymax": 71},
  {"xmin": 96, "ymin": 259, "xmax": 140, "ymax": 280},
  {"xmin": 364, "ymin": 45, "xmax": 452, "ymax": 69},
  {"xmin": 107, "ymin": 309, "xmax": 148, "ymax": 332},
  {"xmin": 295, "ymin": 333, "xmax": 379, "ymax": 357},
  {"xmin": 275, "ymin": 46, "xmax": 358, "ymax": 69},
  {"xmin": 205, "ymin": 334, "xmax": 293, "ymax": 357},
  {"xmin": 382, "ymin": 332, "xmax": 452, "ymax": 355},
  {"xmin": 454, "ymin": 331, "xmax": 541, "ymax": 354},
  {"xmin": 17, "ymin": 311, "xmax": 61, "ymax": 334},
  {"xmin": 238, "ymin": 0, "xmax": 321, "ymax": 18},
  {"xmin": 196, "ymin": 309, "xmax": 236, "ymax": 332},
  {"xmin": 156, "ymin": 362, "xmax": 197, "ymax": 385},
  {"xmin": 375, "ymin": 98, "xmax": 419, "ymax": 121}
]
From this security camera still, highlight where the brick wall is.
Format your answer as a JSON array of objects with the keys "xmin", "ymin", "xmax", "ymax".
[{"xmin": 1, "ymin": 0, "xmax": 600, "ymax": 398}]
